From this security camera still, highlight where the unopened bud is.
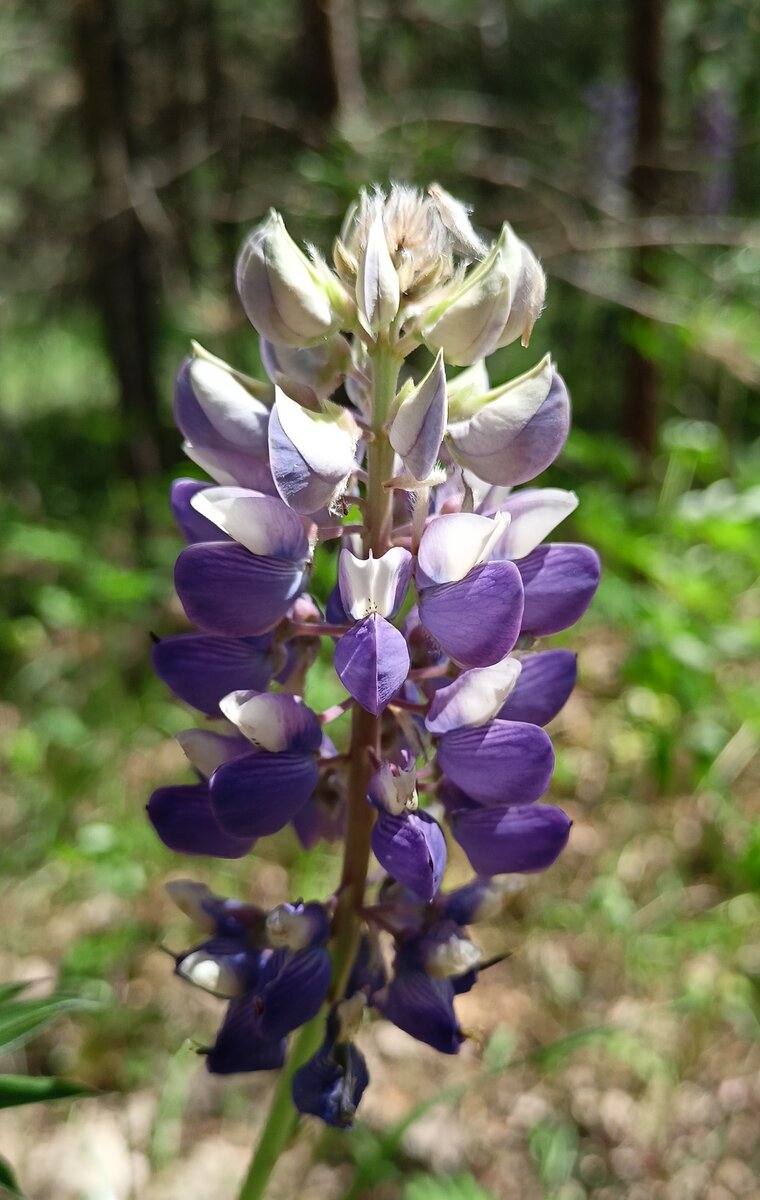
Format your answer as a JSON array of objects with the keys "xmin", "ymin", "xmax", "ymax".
[
  {"xmin": 356, "ymin": 213, "xmax": 400, "ymax": 336},
  {"xmin": 335, "ymin": 992, "xmax": 367, "ymax": 1042},
  {"xmin": 266, "ymin": 902, "xmax": 328, "ymax": 950},
  {"xmin": 236, "ymin": 210, "xmax": 342, "ymax": 347},
  {"xmin": 422, "ymin": 225, "xmax": 521, "ymax": 366}
]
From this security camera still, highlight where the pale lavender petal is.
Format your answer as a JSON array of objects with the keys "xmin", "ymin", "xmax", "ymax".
[
  {"xmin": 447, "ymin": 364, "xmax": 570, "ymax": 486},
  {"xmin": 147, "ymin": 784, "xmax": 254, "ymax": 858},
  {"xmin": 517, "ymin": 543, "xmax": 601, "ymax": 636},
  {"xmin": 174, "ymin": 542, "xmax": 306, "ymax": 636},
  {"xmin": 417, "ymin": 561, "xmax": 523, "ymax": 669},
  {"xmin": 449, "ymin": 803, "xmax": 571, "ymax": 874},
  {"xmin": 497, "ymin": 650, "xmax": 577, "ymax": 726},
  {"xmin": 371, "ymin": 810, "xmax": 446, "ymax": 902},
  {"xmin": 388, "ymin": 351, "xmax": 447, "ymax": 482},
  {"xmin": 183, "ymin": 441, "xmax": 277, "ymax": 494},
  {"xmin": 334, "ymin": 614, "xmax": 410, "ymax": 715},
  {"xmin": 210, "ymin": 751, "xmax": 319, "ymax": 837},
  {"xmin": 436, "ymin": 718, "xmax": 554, "ymax": 805},
  {"xmin": 175, "ymin": 357, "xmax": 270, "ymax": 458},
  {"xmin": 175, "ymin": 728, "xmax": 252, "ymax": 777},
  {"xmin": 152, "ymin": 633, "xmax": 274, "ymax": 714},
  {"xmin": 416, "ymin": 511, "xmax": 510, "ymax": 586},
  {"xmin": 494, "ymin": 488, "xmax": 578, "ymax": 559},
  {"xmin": 268, "ymin": 390, "xmax": 356, "ymax": 514},
  {"xmin": 171, "ymin": 480, "xmax": 230, "ymax": 544}
]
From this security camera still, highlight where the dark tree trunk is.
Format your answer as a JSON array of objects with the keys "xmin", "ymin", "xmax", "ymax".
[
  {"xmin": 625, "ymin": 0, "xmax": 664, "ymax": 458},
  {"xmin": 298, "ymin": 0, "xmax": 365, "ymax": 125},
  {"xmin": 70, "ymin": 0, "xmax": 163, "ymax": 503}
]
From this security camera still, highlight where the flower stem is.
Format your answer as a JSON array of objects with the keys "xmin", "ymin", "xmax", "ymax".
[
  {"xmin": 236, "ymin": 1012, "xmax": 326, "ymax": 1200},
  {"xmin": 235, "ymin": 338, "xmax": 401, "ymax": 1200}
]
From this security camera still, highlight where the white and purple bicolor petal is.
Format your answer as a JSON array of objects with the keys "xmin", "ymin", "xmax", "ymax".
[
  {"xmin": 415, "ymin": 512, "xmax": 524, "ymax": 669},
  {"xmin": 497, "ymin": 650, "xmax": 577, "ymax": 726},
  {"xmin": 174, "ymin": 355, "xmax": 271, "ymax": 459},
  {"xmin": 170, "ymin": 480, "xmax": 231, "ymax": 544},
  {"xmin": 218, "ymin": 691, "xmax": 322, "ymax": 754},
  {"xmin": 338, "ymin": 547, "xmax": 413, "ymax": 621},
  {"xmin": 268, "ymin": 389, "xmax": 358, "ymax": 514},
  {"xmin": 174, "ymin": 492, "xmax": 310, "ymax": 638},
  {"xmin": 488, "ymin": 487, "xmax": 579, "ymax": 559},
  {"xmin": 175, "ymin": 935, "xmax": 261, "ymax": 998},
  {"xmin": 446, "ymin": 357, "xmax": 570, "ymax": 487},
  {"xmin": 425, "ymin": 656, "xmax": 522, "ymax": 735},
  {"xmin": 436, "ymin": 718, "xmax": 555, "ymax": 806},
  {"xmin": 447, "ymin": 800, "xmax": 572, "ymax": 875},
  {"xmin": 152, "ymin": 633, "xmax": 275, "ymax": 715},
  {"xmin": 388, "ymin": 351, "xmax": 447, "ymax": 482},
  {"xmin": 334, "ymin": 613, "xmax": 410, "ymax": 715},
  {"xmin": 517, "ymin": 543, "xmax": 601, "ymax": 637},
  {"xmin": 266, "ymin": 901, "xmax": 330, "ymax": 951},
  {"xmin": 292, "ymin": 1037, "xmax": 369, "ymax": 1128}
]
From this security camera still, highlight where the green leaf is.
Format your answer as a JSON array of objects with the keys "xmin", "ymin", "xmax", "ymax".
[
  {"xmin": 0, "ymin": 995, "xmax": 97, "ymax": 1054},
  {"xmin": 0, "ymin": 1156, "xmax": 24, "ymax": 1196},
  {"xmin": 404, "ymin": 1174, "xmax": 497, "ymax": 1200},
  {"xmin": 0, "ymin": 983, "xmax": 30, "ymax": 1005},
  {"xmin": 0, "ymin": 1074, "xmax": 95, "ymax": 1110}
]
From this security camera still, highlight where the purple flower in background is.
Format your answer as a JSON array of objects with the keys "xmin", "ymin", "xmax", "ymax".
[{"xmin": 148, "ymin": 182, "xmax": 600, "ymax": 1136}]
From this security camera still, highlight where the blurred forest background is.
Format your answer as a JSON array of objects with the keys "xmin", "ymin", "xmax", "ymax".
[{"xmin": 1, "ymin": 1, "xmax": 760, "ymax": 1198}]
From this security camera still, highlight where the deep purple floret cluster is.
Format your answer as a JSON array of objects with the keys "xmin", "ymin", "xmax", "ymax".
[{"xmin": 148, "ymin": 184, "xmax": 600, "ymax": 1126}]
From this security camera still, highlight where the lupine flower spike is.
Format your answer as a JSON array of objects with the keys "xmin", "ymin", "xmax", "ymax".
[{"xmin": 148, "ymin": 184, "xmax": 600, "ymax": 1163}]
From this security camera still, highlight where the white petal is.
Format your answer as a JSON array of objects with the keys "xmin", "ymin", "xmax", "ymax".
[
  {"xmin": 497, "ymin": 488, "xmax": 578, "ymax": 559},
  {"xmin": 274, "ymin": 388, "xmax": 357, "ymax": 479},
  {"xmin": 357, "ymin": 213, "xmax": 400, "ymax": 334},
  {"xmin": 338, "ymin": 547, "xmax": 413, "ymax": 619},
  {"xmin": 190, "ymin": 488, "xmax": 308, "ymax": 560},
  {"xmin": 416, "ymin": 511, "xmax": 511, "ymax": 585},
  {"xmin": 189, "ymin": 356, "xmax": 270, "ymax": 453},
  {"xmin": 219, "ymin": 690, "xmax": 289, "ymax": 752},
  {"xmin": 389, "ymin": 351, "xmax": 447, "ymax": 481},
  {"xmin": 425, "ymin": 656, "xmax": 522, "ymax": 735}
]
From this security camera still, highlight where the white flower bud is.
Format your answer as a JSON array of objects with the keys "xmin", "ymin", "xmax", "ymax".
[
  {"xmin": 389, "ymin": 351, "xmax": 447, "ymax": 482},
  {"xmin": 356, "ymin": 213, "xmax": 400, "ymax": 336},
  {"xmin": 236, "ymin": 210, "xmax": 341, "ymax": 347},
  {"xmin": 421, "ymin": 225, "xmax": 523, "ymax": 366},
  {"xmin": 496, "ymin": 238, "xmax": 545, "ymax": 349}
]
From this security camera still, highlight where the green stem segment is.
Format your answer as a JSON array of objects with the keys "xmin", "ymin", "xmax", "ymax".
[
  {"xmin": 236, "ymin": 1014, "xmax": 326, "ymax": 1200},
  {"xmin": 235, "ymin": 338, "xmax": 401, "ymax": 1200}
]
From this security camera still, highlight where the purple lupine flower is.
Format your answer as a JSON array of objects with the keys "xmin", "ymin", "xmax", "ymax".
[{"xmin": 147, "ymin": 183, "xmax": 600, "ymax": 1131}]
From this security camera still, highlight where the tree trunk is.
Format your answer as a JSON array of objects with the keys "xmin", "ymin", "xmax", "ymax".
[
  {"xmin": 70, "ymin": 0, "xmax": 163, "ymax": 504},
  {"xmin": 625, "ymin": 0, "xmax": 664, "ymax": 458}
]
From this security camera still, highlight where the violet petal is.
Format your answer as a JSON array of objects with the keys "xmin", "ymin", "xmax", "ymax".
[
  {"xmin": 497, "ymin": 650, "xmax": 577, "ymax": 726},
  {"xmin": 174, "ymin": 542, "xmax": 306, "ymax": 637},
  {"xmin": 418, "ymin": 561, "xmax": 523, "ymax": 669},
  {"xmin": 517, "ymin": 543, "xmax": 601, "ymax": 636},
  {"xmin": 147, "ymin": 784, "xmax": 254, "ymax": 858},
  {"xmin": 449, "ymin": 803, "xmax": 571, "ymax": 874},
  {"xmin": 436, "ymin": 718, "xmax": 554, "ymax": 805},
  {"xmin": 210, "ymin": 750, "xmax": 319, "ymax": 837},
  {"xmin": 152, "ymin": 633, "xmax": 274, "ymax": 715},
  {"xmin": 371, "ymin": 810, "xmax": 447, "ymax": 902},
  {"xmin": 334, "ymin": 614, "xmax": 410, "ymax": 715}
]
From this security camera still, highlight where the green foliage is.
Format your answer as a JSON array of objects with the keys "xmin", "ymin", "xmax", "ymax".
[{"xmin": 404, "ymin": 1175, "xmax": 497, "ymax": 1200}]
